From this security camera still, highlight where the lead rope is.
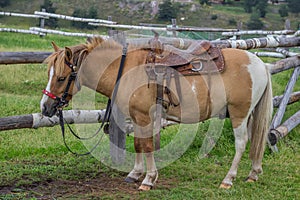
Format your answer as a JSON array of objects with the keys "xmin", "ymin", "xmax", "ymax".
[{"xmin": 59, "ymin": 44, "xmax": 128, "ymax": 156}]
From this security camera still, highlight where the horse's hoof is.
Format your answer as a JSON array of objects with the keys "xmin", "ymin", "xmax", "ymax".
[
  {"xmin": 138, "ymin": 184, "xmax": 152, "ymax": 191},
  {"xmin": 245, "ymin": 177, "xmax": 256, "ymax": 183},
  {"xmin": 219, "ymin": 183, "xmax": 232, "ymax": 189},
  {"xmin": 124, "ymin": 176, "xmax": 138, "ymax": 183}
]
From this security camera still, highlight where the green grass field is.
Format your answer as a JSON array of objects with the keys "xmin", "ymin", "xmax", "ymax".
[{"xmin": 0, "ymin": 32, "xmax": 299, "ymax": 199}]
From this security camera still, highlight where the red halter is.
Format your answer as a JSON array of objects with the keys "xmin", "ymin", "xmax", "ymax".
[{"xmin": 42, "ymin": 89, "xmax": 58, "ymax": 100}]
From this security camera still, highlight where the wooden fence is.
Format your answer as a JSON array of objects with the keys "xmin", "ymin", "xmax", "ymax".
[
  {"xmin": 0, "ymin": 10, "xmax": 298, "ymax": 39},
  {"xmin": 0, "ymin": 11, "xmax": 299, "ymax": 154}
]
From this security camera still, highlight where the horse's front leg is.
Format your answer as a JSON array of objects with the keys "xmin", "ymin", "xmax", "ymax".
[
  {"xmin": 125, "ymin": 136, "xmax": 144, "ymax": 183},
  {"xmin": 125, "ymin": 124, "xmax": 158, "ymax": 191}
]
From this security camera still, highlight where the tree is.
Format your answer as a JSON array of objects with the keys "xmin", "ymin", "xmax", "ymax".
[
  {"xmin": 279, "ymin": 4, "xmax": 289, "ymax": 18},
  {"xmin": 71, "ymin": 7, "xmax": 98, "ymax": 30},
  {"xmin": 0, "ymin": 0, "xmax": 10, "ymax": 7},
  {"xmin": 244, "ymin": 0, "xmax": 268, "ymax": 17},
  {"xmin": 87, "ymin": 7, "xmax": 98, "ymax": 19},
  {"xmin": 287, "ymin": 0, "xmax": 300, "ymax": 14},
  {"xmin": 244, "ymin": 0, "xmax": 255, "ymax": 13},
  {"xmin": 199, "ymin": 0, "xmax": 210, "ymax": 6},
  {"xmin": 246, "ymin": 12, "xmax": 264, "ymax": 30},
  {"xmin": 256, "ymin": 0, "xmax": 268, "ymax": 18},
  {"xmin": 86, "ymin": 7, "xmax": 98, "ymax": 30},
  {"xmin": 40, "ymin": 0, "xmax": 58, "ymax": 28},
  {"xmin": 72, "ymin": 8, "xmax": 87, "ymax": 29},
  {"xmin": 158, "ymin": 0, "xmax": 177, "ymax": 22}
]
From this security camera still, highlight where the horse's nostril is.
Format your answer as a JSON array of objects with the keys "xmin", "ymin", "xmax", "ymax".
[{"xmin": 42, "ymin": 104, "xmax": 49, "ymax": 116}]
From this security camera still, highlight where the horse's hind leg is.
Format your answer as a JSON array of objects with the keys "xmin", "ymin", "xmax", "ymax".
[{"xmin": 220, "ymin": 118, "xmax": 249, "ymax": 189}]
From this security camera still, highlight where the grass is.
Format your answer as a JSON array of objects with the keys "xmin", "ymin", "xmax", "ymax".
[{"xmin": 0, "ymin": 32, "xmax": 299, "ymax": 199}]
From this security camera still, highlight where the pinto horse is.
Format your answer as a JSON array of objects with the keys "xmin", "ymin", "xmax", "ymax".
[{"xmin": 40, "ymin": 37, "xmax": 273, "ymax": 190}]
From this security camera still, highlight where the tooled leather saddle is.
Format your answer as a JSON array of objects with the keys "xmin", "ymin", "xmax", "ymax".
[{"xmin": 145, "ymin": 37, "xmax": 225, "ymax": 76}]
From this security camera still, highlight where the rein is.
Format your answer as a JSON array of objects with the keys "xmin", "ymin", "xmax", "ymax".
[{"xmin": 42, "ymin": 45, "xmax": 128, "ymax": 156}]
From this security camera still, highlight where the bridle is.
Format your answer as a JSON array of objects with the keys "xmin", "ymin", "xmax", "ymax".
[
  {"xmin": 42, "ymin": 60, "xmax": 77, "ymax": 109},
  {"xmin": 42, "ymin": 45, "xmax": 128, "ymax": 156}
]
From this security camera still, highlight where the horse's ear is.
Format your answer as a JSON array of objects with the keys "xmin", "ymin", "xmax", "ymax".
[
  {"xmin": 51, "ymin": 41, "xmax": 60, "ymax": 52},
  {"xmin": 86, "ymin": 37, "xmax": 93, "ymax": 44},
  {"xmin": 65, "ymin": 47, "xmax": 72, "ymax": 62}
]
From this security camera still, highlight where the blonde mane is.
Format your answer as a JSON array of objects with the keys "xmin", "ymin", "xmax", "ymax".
[{"xmin": 44, "ymin": 37, "xmax": 107, "ymax": 76}]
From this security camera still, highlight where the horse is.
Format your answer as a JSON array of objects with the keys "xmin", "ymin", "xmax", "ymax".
[{"xmin": 40, "ymin": 37, "xmax": 273, "ymax": 191}]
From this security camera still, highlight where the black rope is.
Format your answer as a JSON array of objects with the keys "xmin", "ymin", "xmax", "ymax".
[{"xmin": 58, "ymin": 109, "xmax": 105, "ymax": 156}]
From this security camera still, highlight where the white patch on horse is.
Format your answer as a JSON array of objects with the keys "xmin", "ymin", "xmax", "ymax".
[
  {"xmin": 40, "ymin": 66, "xmax": 54, "ymax": 111},
  {"xmin": 246, "ymin": 52, "xmax": 268, "ymax": 111},
  {"xmin": 191, "ymin": 80, "xmax": 197, "ymax": 94}
]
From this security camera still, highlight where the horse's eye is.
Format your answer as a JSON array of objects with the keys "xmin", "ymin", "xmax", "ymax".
[{"xmin": 57, "ymin": 77, "xmax": 66, "ymax": 82}]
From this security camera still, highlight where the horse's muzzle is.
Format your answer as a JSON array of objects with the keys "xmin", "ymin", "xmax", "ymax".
[{"xmin": 42, "ymin": 101, "xmax": 59, "ymax": 117}]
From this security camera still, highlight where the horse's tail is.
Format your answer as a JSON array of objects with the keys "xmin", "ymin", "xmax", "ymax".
[{"xmin": 249, "ymin": 69, "xmax": 273, "ymax": 161}]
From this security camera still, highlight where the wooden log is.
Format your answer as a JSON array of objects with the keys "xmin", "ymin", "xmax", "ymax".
[
  {"xmin": 29, "ymin": 27, "xmax": 108, "ymax": 38},
  {"xmin": 269, "ymin": 110, "xmax": 300, "ymax": 145},
  {"xmin": 268, "ymin": 55, "xmax": 300, "ymax": 74},
  {"xmin": 213, "ymin": 36, "xmax": 300, "ymax": 50},
  {"xmin": 0, "ymin": 114, "xmax": 34, "ymax": 130},
  {"xmin": 34, "ymin": 11, "xmax": 116, "ymax": 24},
  {"xmin": 254, "ymin": 52, "xmax": 286, "ymax": 58},
  {"xmin": 273, "ymin": 91, "xmax": 300, "ymax": 107},
  {"xmin": 221, "ymin": 30, "xmax": 295, "ymax": 36},
  {"xmin": 168, "ymin": 26, "xmax": 238, "ymax": 32},
  {"xmin": 89, "ymin": 22, "xmax": 167, "ymax": 31},
  {"xmin": 0, "ymin": 52, "xmax": 51, "ymax": 64},
  {"xmin": 275, "ymin": 48, "xmax": 298, "ymax": 57},
  {"xmin": 268, "ymin": 66, "xmax": 300, "ymax": 151},
  {"xmin": 130, "ymin": 36, "xmax": 300, "ymax": 50},
  {"xmin": 0, "ymin": 28, "xmax": 46, "ymax": 36},
  {"xmin": 90, "ymin": 22, "xmax": 238, "ymax": 32},
  {"xmin": 270, "ymin": 66, "xmax": 300, "ymax": 133},
  {"xmin": 0, "ymin": 110, "xmax": 106, "ymax": 131},
  {"xmin": 0, "ymin": 11, "xmax": 46, "ymax": 19}
]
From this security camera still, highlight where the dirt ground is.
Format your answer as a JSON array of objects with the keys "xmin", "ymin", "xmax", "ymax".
[{"xmin": 0, "ymin": 174, "xmax": 174, "ymax": 199}]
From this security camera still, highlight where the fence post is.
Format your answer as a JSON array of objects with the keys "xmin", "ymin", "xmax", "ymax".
[
  {"xmin": 39, "ymin": 8, "xmax": 46, "ymax": 37},
  {"xmin": 285, "ymin": 19, "xmax": 291, "ymax": 30},
  {"xmin": 268, "ymin": 66, "xmax": 300, "ymax": 151},
  {"xmin": 236, "ymin": 21, "xmax": 243, "ymax": 40},
  {"xmin": 107, "ymin": 16, "xmax": 114, "ymax": 37},
  {"xmin": 109, "ymin": 105, "xmax": 126, "ymax": 165},
  {"xmin": 172, "ymin": 18, "xmax": 177, "ymax": 37}
]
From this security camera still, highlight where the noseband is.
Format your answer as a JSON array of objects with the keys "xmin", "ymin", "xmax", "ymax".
[{"xmin": 42, "ymin": 60, "xmax": 78, "ymax": 109}]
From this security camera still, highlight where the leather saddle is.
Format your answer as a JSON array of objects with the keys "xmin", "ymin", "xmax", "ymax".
[{"xmin": 146, "ymin": 38, "xmax": 225, "ymax": 76}]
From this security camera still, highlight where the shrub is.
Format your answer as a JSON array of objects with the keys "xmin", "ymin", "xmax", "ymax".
[
  {"xmin": 246, "ymin": 12, "xmax": 264, "ymax": 30},
  {"xmin": 228, "ymin": 18, "xmax": 237, "ymax": 26},
  {"xmin": 211, "ymin": 14, "xmax": 218, "ymax": 20},
  {"xmin": 0, "ymin": 0, "xmax": 10, "ymax": 7},
  {"xmin": 279, "ymin": 4, "xmax": 289, "ymax": 18}
]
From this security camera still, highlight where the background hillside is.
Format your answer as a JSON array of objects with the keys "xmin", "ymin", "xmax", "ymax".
[{"xmin": 0, "ymin": 0, "xmax": 299, "ymax": 31}]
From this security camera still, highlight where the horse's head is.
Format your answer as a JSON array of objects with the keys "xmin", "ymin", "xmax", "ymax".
[
  {"xmin": 40, "ymin": 37, "xmax": 105, "ymax": 117},
  {"xmin": 40, "ymin": 42, "xmax": 84, "ymax": 117}
]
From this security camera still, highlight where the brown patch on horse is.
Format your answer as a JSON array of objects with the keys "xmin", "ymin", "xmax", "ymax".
[{"xmin": 221, "ymin": 48, "xmax": 252, "ymax": 128}]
